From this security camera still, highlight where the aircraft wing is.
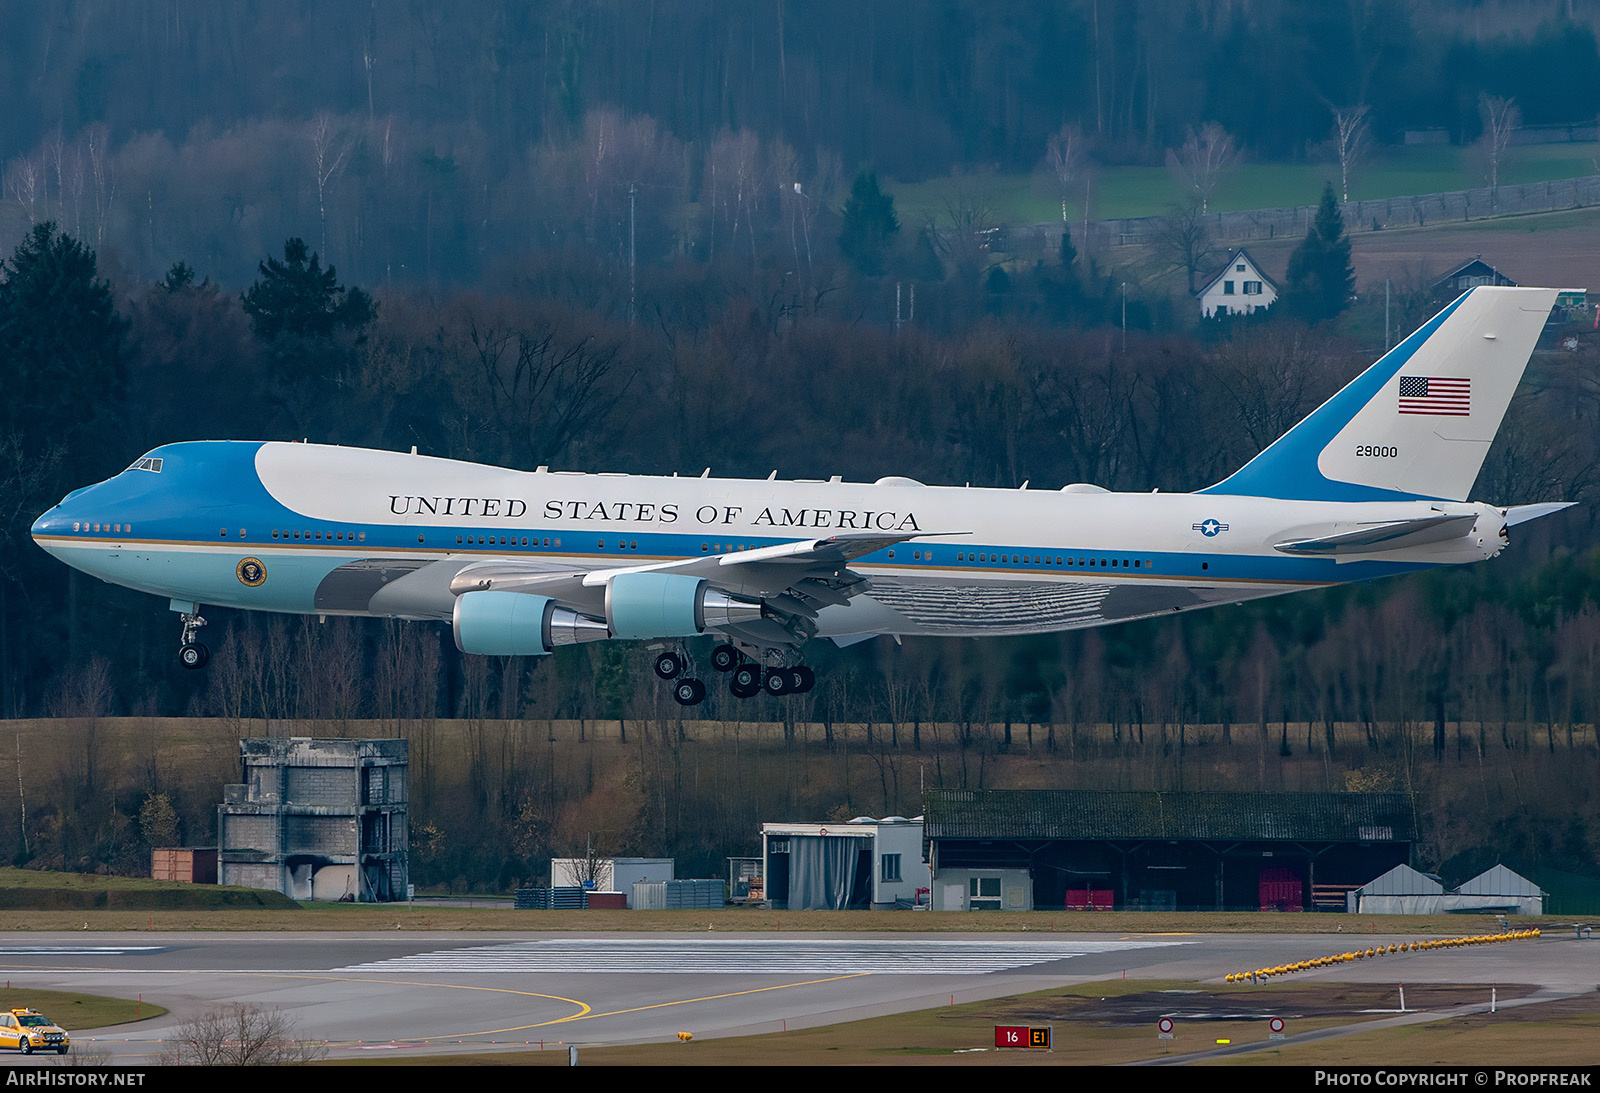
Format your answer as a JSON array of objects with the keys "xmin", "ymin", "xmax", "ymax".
[{"xmin": 449, "ymin": 529, "xmax": 967, "ymax": 646}]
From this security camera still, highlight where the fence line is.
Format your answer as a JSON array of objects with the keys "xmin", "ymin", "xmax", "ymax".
[{"xmin": 1056, "ymin": 174, "xmax": 1600, "ymax": 250}]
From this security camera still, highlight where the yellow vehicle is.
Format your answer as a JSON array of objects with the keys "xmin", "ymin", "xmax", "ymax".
[{"xmin": 0, "ymin": 1008, "xmax": 71, "ymax": 1054}]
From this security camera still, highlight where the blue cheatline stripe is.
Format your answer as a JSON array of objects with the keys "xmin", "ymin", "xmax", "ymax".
[
  {"xmin": 1198, "ymin": 291, "xmax": 1472, "ymax": 502},
  {"xmin": 45, "ymin": 530, "xmax": 1439, "ymax": 601}
]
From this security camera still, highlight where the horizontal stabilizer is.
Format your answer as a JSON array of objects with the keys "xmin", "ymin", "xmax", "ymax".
[
  {"xmin": 1274, "ymin": 512, "xmax": 1478, "ymax": 555},
  {"xmin": 1504, "ymin": 502, "xmax": 1576, "ymax": 527}
]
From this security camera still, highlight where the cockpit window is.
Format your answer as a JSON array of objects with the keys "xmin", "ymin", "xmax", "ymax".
[{"xmin": 129, "ymin": 457, "xmax": 164, "ymax": 473}]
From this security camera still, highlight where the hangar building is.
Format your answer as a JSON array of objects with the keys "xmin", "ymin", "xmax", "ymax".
[{"xmin": 924, "ymin": 788, "xmax": 1412, "ymax": 912}]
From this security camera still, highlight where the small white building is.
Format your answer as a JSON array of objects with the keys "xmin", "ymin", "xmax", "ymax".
[
  {"xmin": 1197, "ymin": 248, "xmax": 1277, "ymax": 318},
  {"xmin": 761, "ymin": 817, "xmax": 928, "ymax": 910},
  {"xmin": 931, "ymin": 867, "xmax": 1034, "ymax": 912},
  {"xmin": 550, "ymin": 857, "xmax": 674, "ymax": 907}
]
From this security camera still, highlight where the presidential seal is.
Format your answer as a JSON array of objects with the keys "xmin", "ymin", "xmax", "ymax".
[{"xmin": 236, "ymin": 557, "xmax": 267, "ymax": 587}]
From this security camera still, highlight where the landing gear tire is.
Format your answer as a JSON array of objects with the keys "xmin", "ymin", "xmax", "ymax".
[
  {"xmin": 762, "ymin": 668, "xmax": 792, "ymax": 696},
  {"xmin": 653, "ymin": 651, "xmax": 685, "ymax": 680},
  {"xmin": 178, "ymin": 642, "xmax": 210, "ymax": 670},
  {"xmin": 710, "ymin": 644, "xmax": 740, "ymax": 673},
  {"xmin": 672, "ymin": 678, "xmax": 706, "ymax": 706},
  {"xmin": 731, "ymin": 663, "xmax": 761, "ymax": 691},
  {"xmin": 730, "ymin": 679, "xmax": 761, "ymax": 700},
  {"xmin": 791, "ymin": 666, "xmax": 815, "ymax": 693}
]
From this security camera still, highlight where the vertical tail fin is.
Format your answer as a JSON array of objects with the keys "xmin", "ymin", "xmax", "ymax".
[{"xmin": 1201, "ymin": 286, "xmax": 1557, "ymax": 501}]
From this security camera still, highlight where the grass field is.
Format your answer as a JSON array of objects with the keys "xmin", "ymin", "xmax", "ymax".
[
  {"xmin": 887, "ymin": 143, "xmax": 1600, "ymax": 225},
  {"xmin": 330, "ymin": 978, "xmax": 1589, "ymax": 1067}
]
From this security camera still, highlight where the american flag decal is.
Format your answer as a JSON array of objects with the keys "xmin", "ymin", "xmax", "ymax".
[{"xmin": 1397, "ymin": 375, "xmax": 1470, "ymax": 416}]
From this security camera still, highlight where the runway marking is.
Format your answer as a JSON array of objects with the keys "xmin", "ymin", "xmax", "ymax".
[
  {"xmin": 444, "ymin": 973, "xmax": 870, "ymax": 1039},
  {"xmin": 543, "ymin": 974, "xmax": 870, "ymax": 1027},
  {"xmin": 341, "ymin": 937, "xmax": 1188, "ymax": 975}
]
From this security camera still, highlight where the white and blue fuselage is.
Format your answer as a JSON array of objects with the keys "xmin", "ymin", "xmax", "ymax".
[
  {"xmin": 29, "ymin": 287, "xmax": 1571, "ymax": 690},
  {"xmin": 32, "ymin": 439, "xmax": 1503, "ymax": 638}
]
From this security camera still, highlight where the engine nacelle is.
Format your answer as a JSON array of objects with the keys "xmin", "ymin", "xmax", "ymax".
[
  {"xmin": 605, "ymin": 572, "xmax": 763, "ymax": 639},
  {"xmin": 453, "ymin": 590, "xmax": 608, "ymax": 655}
]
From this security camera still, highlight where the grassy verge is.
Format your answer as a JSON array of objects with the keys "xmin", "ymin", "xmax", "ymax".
[
  {"xmin": 0, "ymin": 903, "xmax": 1551, "ymax": 934},
  {"xmin": 1211, "ymin": 993, "xmax": 1600, "ymax": 1067},
  {"xmin": 0, "ymin": 988, "xmax": 166, "ymax": 1031}
]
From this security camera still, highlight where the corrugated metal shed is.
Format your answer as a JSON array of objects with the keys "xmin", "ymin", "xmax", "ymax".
[
  {"xmin": 925, "ymin": 789, "xmax": 1413, "ymax": 844},
  {"xmin": 1458, "ymin": 864, "xmax": 1541, "ymax": 898},
  {"xmin": 1358, "ymin": 863, "xmax": 1444, "ymax": 896}
]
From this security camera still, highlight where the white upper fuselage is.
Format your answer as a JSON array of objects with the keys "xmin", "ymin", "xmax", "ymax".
[{"xmin": 31, "ymin": 440, "xmax": 1504, "ymax": 641}]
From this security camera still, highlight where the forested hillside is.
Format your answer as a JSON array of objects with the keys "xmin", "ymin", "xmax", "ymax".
[{"xmin": 2, "ymin": 2, "xmax": 1598, "ymax": 882}]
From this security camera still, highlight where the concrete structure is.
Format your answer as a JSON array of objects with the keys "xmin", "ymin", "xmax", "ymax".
[
  {"xmin": 218, "ymin": 738, "xmax": 408, "ymax": 902},
  {"xmin": 1197, "ymin": 248, "xmax": 1277, "ymax": 318},
  {"xmin": 762, "ymin": 817, "xmax": 928, "ymax": 910},
  {"xmin": 550, "ymin": 857, "xmax": 674, "ymax": 908}
]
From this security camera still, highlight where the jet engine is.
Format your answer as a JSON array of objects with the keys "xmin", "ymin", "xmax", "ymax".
[
  {"xmin": 453, "ymin": 591, "xmax": 608, "ymax": 655},
  {"xmin": 604, "ymin": 572, "xmax": 764, "ymax": 638}
]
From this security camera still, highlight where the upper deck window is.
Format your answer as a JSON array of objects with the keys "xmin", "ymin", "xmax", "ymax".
[{"xmin": 128, "ymin": 457, "xmax": 164, "ymax": 473}]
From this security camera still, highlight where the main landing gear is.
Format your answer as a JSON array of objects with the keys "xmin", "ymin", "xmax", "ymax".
[
  {"xmin": 714, "ymin": 643, "xmax": 815, "ymax": 700},
  {"xmin": 652, "ymin": 643, "xmax": 816, "ymax": 707},
  {"xmin": 177, "ymin": 611, "xmax": 209, "ymax": 670}
]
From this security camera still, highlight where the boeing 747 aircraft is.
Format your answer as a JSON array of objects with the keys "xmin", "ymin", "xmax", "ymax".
[{"xmin": 32, "ymin": 286, "xmax": 1572, "ymax": 705}]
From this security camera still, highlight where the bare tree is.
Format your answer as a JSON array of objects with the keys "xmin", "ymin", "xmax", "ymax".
[
  {"xmin": 704, "ymin": 128, "xmax": 768, "ymax": 264},
  {"xmin": 1043, "ymin": 124, "xmax": 1089, "ymax": 224},
  {"xmin": 1167, "ymin": 122, "xmax": 1237, "ymax": 214},
  {"xmin": 1331, "ymin": 104, "xmax": 1371, "ymax": 202},
  {"xmin": 1146, "ymin": 198, "xmax": 1214, "ymax": 294},
  {"xmin": 5, "ymin": 154, "xmax": 42, "ymax": 223},
  {"xmin": 158, "ymin": 1004, "xmax": 326, "ymax": 1065},
  {"xmin": 83, "ymin": 124, "xmax": 115, "ymax": 245},
  {"xmin": 308, "ymin": 112, "xmax": 356, "ymax": 256},
  {"xmin": 460, "ymin": 309, "xmax": 635, "ymax": 468},
  {"xmin": 1476, "ymin": 94, "xmax": 1521, "ymax": 208}
]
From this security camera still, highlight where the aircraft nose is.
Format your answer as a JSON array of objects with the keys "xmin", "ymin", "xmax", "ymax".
[{"xmin": 32, "ymin": 485, "xmax": 94, "ymax": 545}]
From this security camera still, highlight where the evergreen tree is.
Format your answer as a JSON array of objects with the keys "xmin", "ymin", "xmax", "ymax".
[
  {"xmin": 1281, "ymin": 184, "xmax": 1355, "ymax": 323},
  {"xmin": 0, "ymin": 222, "xmax": 126, "ymax": 460},
  {"xmin": 241, "ymin": 238, "xmax": 375, "ymax": 341},
  {"xmin": 837, "ymin": 171, "xmax": 899, "ymax": 275}
]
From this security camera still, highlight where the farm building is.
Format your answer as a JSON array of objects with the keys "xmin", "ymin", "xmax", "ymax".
[
  {"xmin": 1196, "ymin": 248, "xmax": 1278, "ymax": 318},
  {"xmin": 1432, "ymin": 256, "xmax": 1518, "ymax": 299}
]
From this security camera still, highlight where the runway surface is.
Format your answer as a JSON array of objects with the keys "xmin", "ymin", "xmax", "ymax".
[{"xmin": 0, "ymin": 929, "xmax": 1591, "ymax": 1063}]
